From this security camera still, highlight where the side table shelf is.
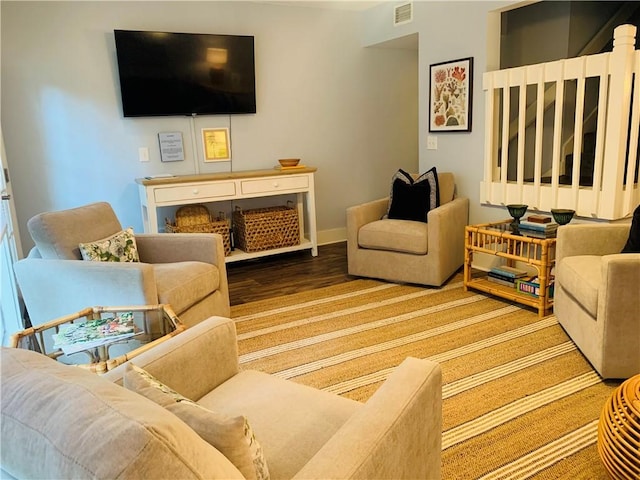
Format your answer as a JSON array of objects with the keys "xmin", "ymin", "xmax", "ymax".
[{"xmin": 463, "ymin": 220, "xmax": 556, "ymax": 318}]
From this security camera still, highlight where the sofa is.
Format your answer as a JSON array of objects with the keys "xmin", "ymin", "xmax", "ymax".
[
  {"xmin": 347, "ymin": 172, "xmax": 469, "ymax": 287},
  {"xmin": 14, "ymin": 202, "xmax": 230, "ymax": 328},
  {"xmin": 1, "ymin": 316, "xmax": 443, "ymax": 479}
]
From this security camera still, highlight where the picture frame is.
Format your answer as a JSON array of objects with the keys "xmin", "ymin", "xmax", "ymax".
[
  {"xmin": 429, "ymin": 57, "xmax": 473, "ymax": 132},
  {"xmin": 158, "ymin": 132, "xmax": 185, "ymax": 162},
  {"xmin": 202, "ymin": 128, "xmax": 231, "ymax": 162}
]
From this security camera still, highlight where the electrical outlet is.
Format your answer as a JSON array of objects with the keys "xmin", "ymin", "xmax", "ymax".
[
  {"xmin": 138, "ymin": 147, "xmax": 150, "ymax": 162},
  {"xmin": 427, "ymin": 135, "xmax": 438, "ymax": 150}
]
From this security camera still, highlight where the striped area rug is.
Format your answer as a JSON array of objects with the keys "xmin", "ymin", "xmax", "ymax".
[{"xmin": 230, "ymin": 274, "xmax": 620, "ymax": 479}]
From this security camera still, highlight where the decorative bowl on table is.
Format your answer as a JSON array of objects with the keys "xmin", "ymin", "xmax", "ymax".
[
  {"xmin": 278, "ymin": 158, "xmax": 300, "ymax": 168},
  {"xmin": 506, "ymin": 204, "xmax": 528, "ymax": 225},
  {"xmin": 551, "ymin": 209, "xmax": 575, "ymax": 225}
]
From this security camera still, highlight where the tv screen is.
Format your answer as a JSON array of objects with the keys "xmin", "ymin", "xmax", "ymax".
[{"xmin": 114, "ymin": 30, "xmax": 256, "ymax": 117}]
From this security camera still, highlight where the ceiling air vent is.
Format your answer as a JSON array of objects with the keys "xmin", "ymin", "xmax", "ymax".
[{"xmin": 394, "ymin": 2, "xmax": 413, "ymax": 26}]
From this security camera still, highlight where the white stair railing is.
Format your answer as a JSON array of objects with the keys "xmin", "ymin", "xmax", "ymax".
[{"xmin": 482, "ymin": 24, "xmax": 639, "ymax": 220}]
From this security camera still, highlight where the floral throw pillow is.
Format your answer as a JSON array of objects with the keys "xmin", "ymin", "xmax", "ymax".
[
  {"xmin": 124, "ymin": 363, "xmax": 270, "ymax": 480},
  {"xmin": 79, "ymin": 227, "xmax": 139, "ymax": 262}
]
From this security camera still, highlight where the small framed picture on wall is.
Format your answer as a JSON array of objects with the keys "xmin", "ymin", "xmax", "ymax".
[
  {"xmin": 202, "ymin": 128, "xmax": 231, "ymax": 162},
  {"xmin": 429, "ymin": 57, "xmax": 473, "ymax": 132}
]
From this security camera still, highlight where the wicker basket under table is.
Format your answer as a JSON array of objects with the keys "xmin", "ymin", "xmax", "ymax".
[
  {"xmin": 165, "ymin": 204, "xmax": 231, "ymax": 256},
  {"xmin": 233, "ymin": 205, "xmax": 300, "ymax": 252},
  {"xmin": 10, "ymin": 304, "xmax": 185, "ymax": 374}
]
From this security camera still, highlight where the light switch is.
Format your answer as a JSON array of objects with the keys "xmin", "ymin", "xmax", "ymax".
[
  {"xmin": 427, "ymin": 135, "xmax": 438, "ymax": 150},
  {"xmin": 138, "ymin": 147, "xmax": 150, "ymax": 162}
]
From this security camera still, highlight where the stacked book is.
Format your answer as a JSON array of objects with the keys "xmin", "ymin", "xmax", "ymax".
[
  {"xmin": 516, "ymin": 276, "xmax": 555, "ymax": 298},
  {"xmin": 518, "ymin": 216, "xmax": 558, "ymax": 238},
  {"xmin": 487, "ymin": 265, "xmax": 529, "ymax": 287}
]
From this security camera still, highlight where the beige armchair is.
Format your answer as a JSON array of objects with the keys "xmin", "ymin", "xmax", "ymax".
[
  {"xmin": 14, "ymin": 202, "xmax": 230, "ymax": 328},
  {"xmin": 347, "ymin": 172, "xmax": 469, "ymax": 286},
  {"xmin": 1, "ymin": 316, "xmax": 442, "ymax": 479},
  {"xmin": 555, "ymin": 224, "xmax": 640, "ymax": 379}
]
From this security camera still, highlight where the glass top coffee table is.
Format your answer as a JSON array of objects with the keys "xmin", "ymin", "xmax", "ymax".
[
  {"xmin": 10, "ymin": 304, "xmax": 185, "ymax": 374},
  {"xmin": 464, "ymin": 220, "xmax": 556, "ymax": 318}
]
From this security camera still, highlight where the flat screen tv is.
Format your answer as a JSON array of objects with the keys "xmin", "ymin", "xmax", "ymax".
[{"xmin": 114, "ymin": 30, "xmax": 256, "ymax": 117}]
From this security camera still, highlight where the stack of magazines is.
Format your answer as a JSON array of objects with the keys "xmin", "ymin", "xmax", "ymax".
[
  {"xmin": 488, "ymin": 265, "xmax": 529, "ymax": 287},
  {"xmin": 52, "ymin": 312, "xmax": 139, "ymax": 356},
  {"xmin": 518, "ymin": 217, "xmax": 558, "ymax": 238}
]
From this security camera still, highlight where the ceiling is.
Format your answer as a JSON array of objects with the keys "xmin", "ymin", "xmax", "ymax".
[{"xmin": 261, "ymin": 1, "xmax": 383, "ymax": 11}]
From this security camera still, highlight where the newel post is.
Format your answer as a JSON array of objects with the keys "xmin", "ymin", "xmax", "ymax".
[{"xmin": 600, "ymin": 24, "xmax": 637, "ymax": 219}]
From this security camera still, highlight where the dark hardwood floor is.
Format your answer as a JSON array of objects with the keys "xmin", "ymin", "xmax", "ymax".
[{"xmin": 226, "ymin": 242, "xmax": 355, "ymax": 305}]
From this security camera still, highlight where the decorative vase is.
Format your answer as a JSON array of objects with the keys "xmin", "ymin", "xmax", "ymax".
[
  {"xmin": 506, "ymin": 204, "xmax": 528, "ymax": 226},
  {"xmin": 597, "ymin": 374, "xmax": 640, "ymax": 479},
  {"xmin": 551, "ymin": 209, "xmax": 575, "ymax": 225}
]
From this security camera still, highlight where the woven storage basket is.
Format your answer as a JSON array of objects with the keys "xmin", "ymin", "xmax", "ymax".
[
  {"xmin": 233, "ymin": 205, "xmax": 300, "ymax": 252},
  {"xmin": 165, "ymin": 204, "xmax": 231, "ymax": 256}
]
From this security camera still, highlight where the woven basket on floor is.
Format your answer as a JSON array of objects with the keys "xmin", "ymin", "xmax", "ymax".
[
  {"xmin": 165, "ymin": 204, "xmax": 231, "ymax": 256},
  {"xmin": 233, "ymin": 205, "xmax": 299, "ymax": 253},
  {"xmin": 597, "ymin": 374, "xmax": 640, "ymax": 479}
]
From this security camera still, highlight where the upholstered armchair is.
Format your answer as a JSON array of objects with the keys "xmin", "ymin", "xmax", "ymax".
[
  {"xmin": 346, "ymin": 172, "xmax": 469, "ymax": 287},
  {"xmin": 555, "ymin": 223, "xmax": 640, "ymax": 379},
  {"xmin": 1, "ymin": 316, "xmax": 442, "ymax": 479},
  {"xmin": 14, "ymin": 202, "xmax": 230, "ymax": 328}
]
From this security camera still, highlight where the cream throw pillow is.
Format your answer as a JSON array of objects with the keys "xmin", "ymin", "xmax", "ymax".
[
  {"xmin": 79, "ymin": 227, "xmax": 139, "ymax": 262},
  {"xmin": 123, "ymin": 363, "xmax": 270, "ymax": 480}
]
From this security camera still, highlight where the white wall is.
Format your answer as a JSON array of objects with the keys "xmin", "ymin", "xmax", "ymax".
[
  {"xmin": 362, "ymin": 0, "xmax": 521, "ymax": 225},
  {"xmin": 1, "ymin": 1, "xmax": 419, "ymax": 254}
]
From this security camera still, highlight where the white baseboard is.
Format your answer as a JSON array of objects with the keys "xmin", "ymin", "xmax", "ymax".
[{"xmin": 317, "ymin": 227, "xmax": 347, "ymax": 246}]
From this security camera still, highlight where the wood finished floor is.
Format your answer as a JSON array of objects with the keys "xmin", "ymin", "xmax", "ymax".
[{"xmin": 226, "ymin": 242, "xmax": 355, "ymax": 305}]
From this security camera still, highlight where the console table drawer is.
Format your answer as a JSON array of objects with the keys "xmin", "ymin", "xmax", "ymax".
[
  {"xmin": 154, "ymin": 182, "xmax": 236, "ymax": 203},
  {"xmin": 241, "ymin": 175, "xmax": 309, "ymax": 195}
]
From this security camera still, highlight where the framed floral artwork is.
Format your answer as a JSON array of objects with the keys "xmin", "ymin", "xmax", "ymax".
[{"xmin": 429, "ymin": 57, "xmax": 473, "ymax": 132}]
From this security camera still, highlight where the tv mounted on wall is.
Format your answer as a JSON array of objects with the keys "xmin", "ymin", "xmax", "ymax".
[{"xmin": 114, "ymin": 30, "xmax": 256, "ymax": 117}]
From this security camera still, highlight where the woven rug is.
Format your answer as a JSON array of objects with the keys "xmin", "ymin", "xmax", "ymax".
[{"xmin": 230, "ymin": 273, "xmax": 620, "ymax": 479}]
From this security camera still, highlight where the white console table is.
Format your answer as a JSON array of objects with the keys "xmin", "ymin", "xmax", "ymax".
[{"xmin": 135, "ymin": 167, "xmax": 318, "ymax": 263}]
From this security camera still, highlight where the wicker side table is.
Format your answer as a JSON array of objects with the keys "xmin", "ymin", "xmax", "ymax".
[
  {"xmin": 597, "ymin": 374, "xmax": 640, "ymax": 479},
  {"xmin": 10, "ymin": 304, "xmax": 185, "ymax": 374},
  {"xmin": 464, "ymin": 220, "xmax": 556, "ymax": 318}
]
